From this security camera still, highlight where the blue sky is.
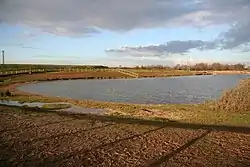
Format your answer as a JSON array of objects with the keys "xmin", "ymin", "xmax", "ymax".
[{"xmin": 0, "ymin": 0, "xmax": 249, "ymax": 66}]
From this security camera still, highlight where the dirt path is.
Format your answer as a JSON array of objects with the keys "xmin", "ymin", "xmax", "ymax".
[{"xmin": 0, "ymin": 105, "xmax": 250, "ymax": 167}]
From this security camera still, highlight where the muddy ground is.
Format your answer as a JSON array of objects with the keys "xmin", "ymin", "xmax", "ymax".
[{"xmin": 0, "ymin": 105, "xmax": 250, "ymax": 167}]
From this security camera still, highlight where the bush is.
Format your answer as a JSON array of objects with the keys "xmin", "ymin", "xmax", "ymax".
[
  {"xmin": 0, "ymin": 90, "xmax": 12, "ymax": 97},
  {"xmin": 5, "ymin": 90, "xmax": 12, "ymax": 96},
  {"xmin": 215, "ymin": 79, "xmax": 250, "ymax": 112}
]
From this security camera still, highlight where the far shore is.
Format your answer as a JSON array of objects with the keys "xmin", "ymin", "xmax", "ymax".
[{"xmin": 212, "ymin": 70, "xmax": 250, "ymax": 74}]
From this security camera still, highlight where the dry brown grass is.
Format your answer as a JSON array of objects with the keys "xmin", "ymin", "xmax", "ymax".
[{"xmin": 216, "ymin": 79, "xmax": 250, "ymax": 112}]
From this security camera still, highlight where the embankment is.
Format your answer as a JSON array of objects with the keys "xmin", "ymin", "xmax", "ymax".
[{"xmin": 216, "ymin": 78, "xmax": 250, "ymax": 112}]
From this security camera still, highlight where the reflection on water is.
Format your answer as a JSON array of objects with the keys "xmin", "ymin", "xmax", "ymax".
[
  {"xmin": 0, "ymin": 100, "xmax": 107, "ymax": 114},
  {"xmin": 17, "ymin": 74, "xmax": 250, "ymax": 104}
]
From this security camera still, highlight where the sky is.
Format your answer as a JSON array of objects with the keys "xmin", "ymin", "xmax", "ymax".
[{"xmin": 0, "ymin": 0, "xmax": 250, "ymax": 66}]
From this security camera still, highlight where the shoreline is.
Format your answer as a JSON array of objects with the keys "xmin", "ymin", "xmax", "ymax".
[
  {"xmin": 1, "ymin": 72, "xmax": 249, "ymax": 106},
  {"xmin": 0, "ymin": 72, "xmax": 249, "ymax": 125},
  {"xmin": 10, "ymin": 72, "xmax": 250, "ymax": 104},
  {"xmin": 1, "ymin": 74, "xmax": 209, "ymax": 124}
]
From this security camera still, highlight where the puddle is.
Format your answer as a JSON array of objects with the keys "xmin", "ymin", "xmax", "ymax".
[{"xmin": 0, "ymin": 100, "xmax": 107, "ymax": 115}]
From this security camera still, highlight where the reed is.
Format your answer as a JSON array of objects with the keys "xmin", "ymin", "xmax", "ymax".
[{"xmin": 216, "ymin": 79, "xmax": 250, "ymax": 112}]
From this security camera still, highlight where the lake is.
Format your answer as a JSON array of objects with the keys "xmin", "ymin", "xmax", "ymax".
[{"xmin": 17, "ymin": 75, "xmax": 250, "ymax": 104}]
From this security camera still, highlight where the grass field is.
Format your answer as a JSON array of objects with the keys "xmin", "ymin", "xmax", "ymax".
[{"xmin": 0, "ymin": 71, "xmax": 249, "ymax": 166}]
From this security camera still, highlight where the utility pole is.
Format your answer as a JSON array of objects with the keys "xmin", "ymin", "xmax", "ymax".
[
  {"xmin": 2, "ymin": 50, "xmax": 4, "ymax": 65},
  {"xmin": 187, "ymin": 55, "xmax": 191, "ymax": 71}
]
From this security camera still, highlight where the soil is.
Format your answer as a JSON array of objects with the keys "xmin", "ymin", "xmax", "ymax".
[{"xmin": 1, "ymin": 105, "xmax": 249, "ymax": 167}]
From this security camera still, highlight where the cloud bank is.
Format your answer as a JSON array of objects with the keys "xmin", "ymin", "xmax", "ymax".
[
  {"xmin": 106, "ymin": 40, "xmax": 217, "ymax": 57},
  {"xmin": 0, "ymin": 0, "xmax": 249, "ymax": 34},
  {"xmin": 1, "ymin": 0, "xmax": 250, "ymax": 55}
]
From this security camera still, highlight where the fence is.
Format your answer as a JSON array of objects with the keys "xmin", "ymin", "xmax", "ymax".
[
  {"xmin": 0, "ymin": 68, "xmax": 115, "ymax": 76},
  {"xmin": 116, "ymin": 69, "xmax": 139, "ymax": 78}
]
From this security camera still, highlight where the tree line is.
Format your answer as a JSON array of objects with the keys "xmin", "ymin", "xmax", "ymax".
[{"xmin": 133, "ymin": 63, "xmax": 248, "ymax": 71}]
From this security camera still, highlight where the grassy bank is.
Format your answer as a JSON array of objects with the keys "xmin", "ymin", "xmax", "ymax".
[
  {"xmin": 0, "ymin": 71, "xmax": 131, "ymax": 87},
  {"xmin": 0, "ymin": 70, "xmax": 194, "ymax": 86},
  {"xmin": 3, "ymin": 94, "xmax": 250, "ymax": 126},
  {"xmin": 216, "ymin": 78, "xmax": 250, "ymax": 112}
]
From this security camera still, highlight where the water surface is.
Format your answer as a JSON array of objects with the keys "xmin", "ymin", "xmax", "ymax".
[{"xmin": 18, "ymin": 75, "xmax": 250, "ymax": 104}]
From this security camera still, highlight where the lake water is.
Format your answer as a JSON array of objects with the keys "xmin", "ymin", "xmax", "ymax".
[{"xmin": 17, "ymin": 75, "xmax": 250, "ymax": 104}]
